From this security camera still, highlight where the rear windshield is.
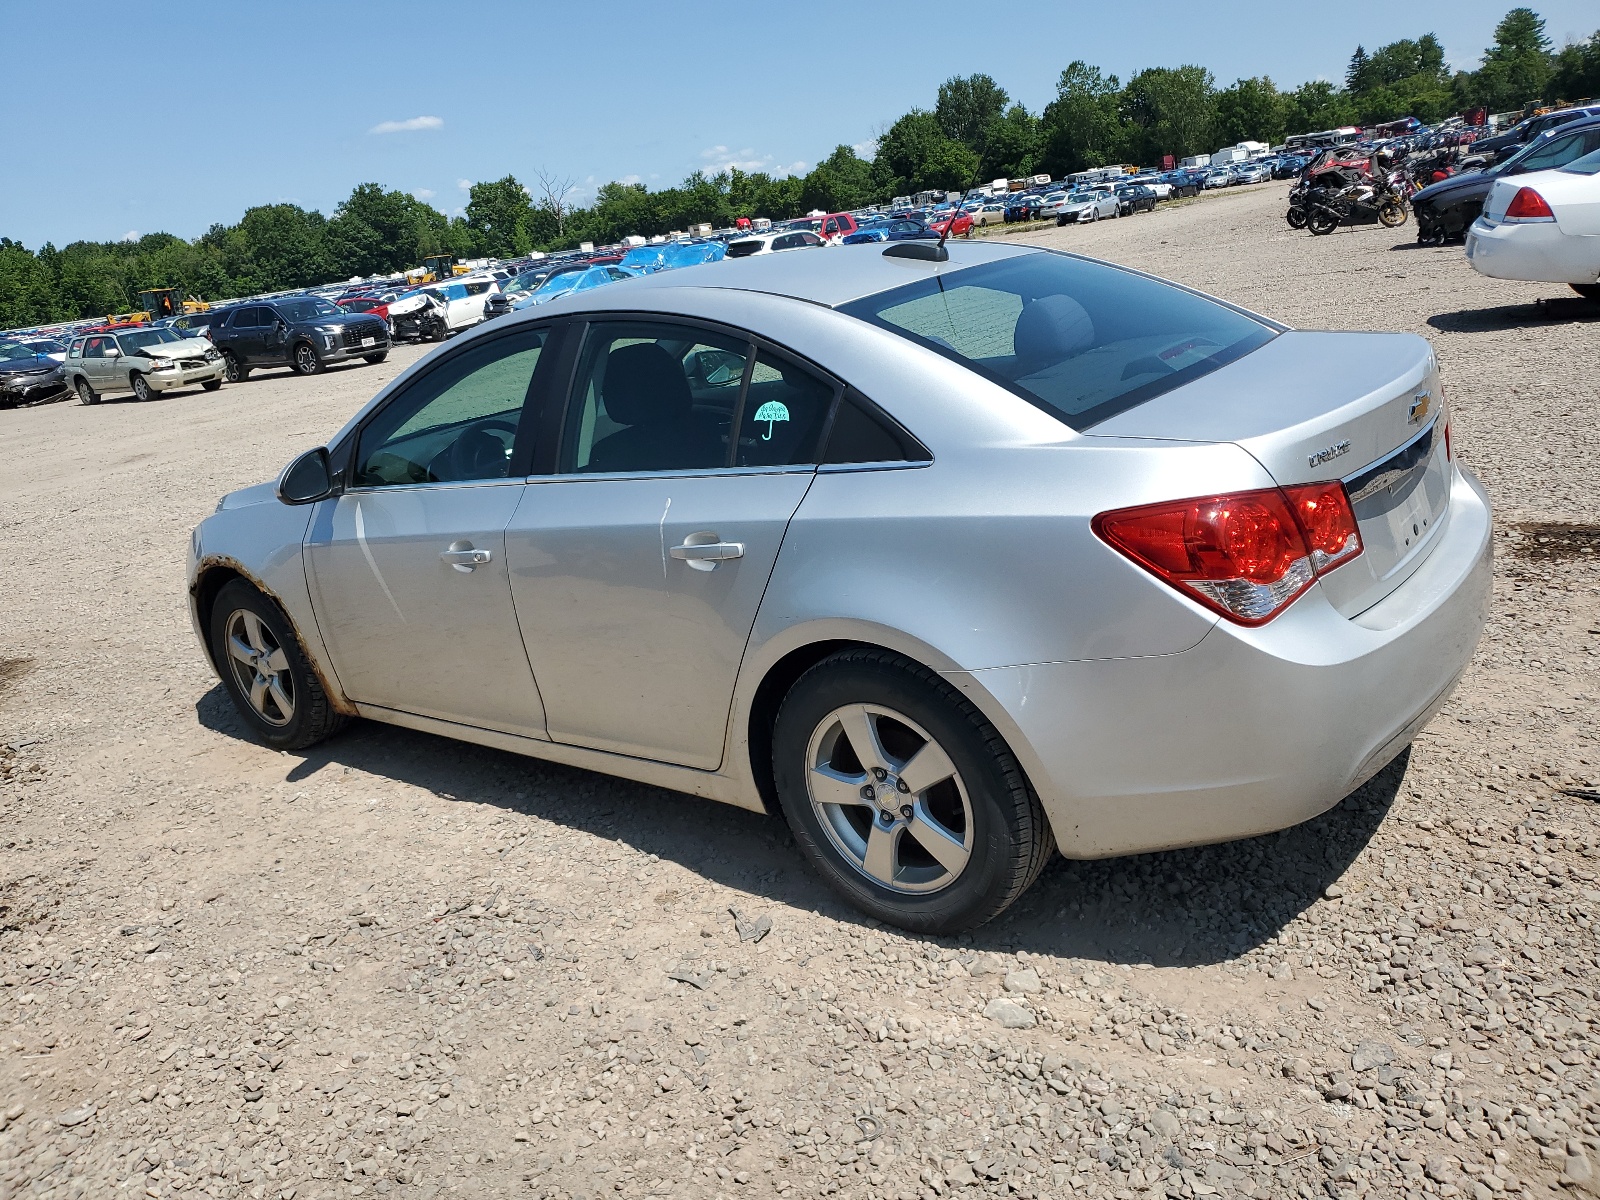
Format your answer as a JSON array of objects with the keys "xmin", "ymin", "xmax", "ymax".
[{"xmin": 837, "ymin": 251, "xmax": 1279, "ymax": 431}]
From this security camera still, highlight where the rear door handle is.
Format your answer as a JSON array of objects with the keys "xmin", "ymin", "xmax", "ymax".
[
  {"xmin": 441, "ymin": 542, "xmax": 492, "ymax": 573},
  {"xmin": 670, "ymin": 537, "xmax": 744, "ymax": 572}
]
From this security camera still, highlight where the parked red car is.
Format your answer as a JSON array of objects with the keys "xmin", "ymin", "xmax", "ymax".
[
  {"xmin": 337, "ymin": 296, "xmax": 391, "ymax": 325},
  {"xmin": 927, "ymin": 211, "xmax": 974, "ymax": 238},
  {"xmin": 786, "ymin": 212, "xmax": 861, "ymax": 243}
]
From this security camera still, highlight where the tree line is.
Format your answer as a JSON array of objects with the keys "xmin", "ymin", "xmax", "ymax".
[{"xmin": 3, "ymin": 7, "xmax": 1594, "ymax": 329}]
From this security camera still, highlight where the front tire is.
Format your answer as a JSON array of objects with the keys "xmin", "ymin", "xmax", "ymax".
[
  {"xmin": 1307, "ymin": 208, "xmax": 1339, "ymax": 235},
  {"xmin": 75, "ymin": 378, "xmax": 97, "ymax": 405},
  {"xmin": 130, "ymin": 373, "xmax": 153, "ymax": 402},
  {"xmin": 1378, "ymin": 199, "xmax": 1407, "ymax": 228},
  {"xmin": 292, "ymin": 342, "xmax": 324, "ymax": 376},
  {"xmin": 363, "ymin": 351, "xmax": 388, "ymax": 364},
  {"xmin": 202, "ymin": 378, "xmax": 223, "ymax": 392},
  {"xmin": 1570, "ymin": 284, "xmax": 1600, "ymax": 302},
  {"xmin": 209, "ymin": 579, "xmax": 348, "ymax": 751},
  {"xmin": 771, "ymin": 649, "xmax": 1051, "ymax": 934},
  {"xmin": 1286, "ymin": 205, "xmax": 1307, "ymax": 229}
]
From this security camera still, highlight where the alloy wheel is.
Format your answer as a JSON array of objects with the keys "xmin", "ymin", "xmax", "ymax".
[
  {"xmin": 804, "ymin": 703, "xmax": 974, "ymax": 894},
  {"xmin": 296, "ymin": 345, "xmax": 318, "ymax": 374},
  {"xmin": 223, "ymin": 353, "xmax": 240, "ymax": 382},
  {"xmin": 223, "ymin": 608, "xmax": 295, "ymax": 727}
]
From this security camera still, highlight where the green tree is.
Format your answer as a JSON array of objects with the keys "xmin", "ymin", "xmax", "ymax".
[
  {"xmin": 1346, "ymin": 46, "xmax": 1374, "ymax": 94},
  {"xmin": 985, "ymin": 104, "xmax": 1041, "ymax": 179},
  {"xmin": 798, "ymin": 146, "xmax": 880, "ymax": 213},
  {"xmin": 1213, "ymin": 77, "xmax": 1287, "ymax": 146},
  {"xmin": 1118, "ymin": 65, "xmax": 1216, "ymax": 165},
  {"xmin": 873, "ymin": 110, "xmax": 978, "ymax": 194},
  {"xmin": 1282, "ymin": 79, "xmax": 1357, "ymax": 133},
  {"xmin": 1038, "ymin": 61, "xmax": 1123, "ymax": 176},
  {"xmin": 464, "ymin": 176, "xmax": 535, "ymax": 258},
  {"xmin": 935, "ymin": 73, "xmax": 1010, "ymax": 151},
  {"xmin": 1460, "ymin": 7, "xmax": 1555, "ymax": 111},
  {"xmin": 1549, "ymin": 30, "xmax": 1600, "ymax": 104}
]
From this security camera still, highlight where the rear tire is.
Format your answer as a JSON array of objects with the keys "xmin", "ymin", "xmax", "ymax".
[
  {"xmin": 75, "ymin": 378, "xmax": 97, "ymax": 405},
  {"xmin": 1571, "ymin": 284, "xmax": 1600, "ymax": 303},
  {"xmin": 130, "ymin": 373, "xmax": 153, "ymax": 402},
  {"xmin": 771, "ymin": 649, "xmax": 1051, "ymax": 934},
  {"xmin": 221, "ymin": 351, "xmax": 249, "ymax": 383},
  {"xmin": 209, "ymin": 578, "xmax": 348, "ymax": 751},
  {"xmin": 292, "ymin": 342, "xmax": 324, "ymax": 376}
]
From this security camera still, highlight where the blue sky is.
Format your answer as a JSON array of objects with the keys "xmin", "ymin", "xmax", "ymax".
[{"xmin": 5, "ymin": 0, "xmax": 1595, "ymax": 247}]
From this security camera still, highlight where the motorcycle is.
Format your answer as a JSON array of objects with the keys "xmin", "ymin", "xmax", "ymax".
[
  {"xmin": 1285, "ymin": 181, "xmax": 1309, "ymax": 229},
  {"xmin": 386, "ymin": 290, "xmax": 449, "ymax": 342},
  {"xmin": 1304, "ymin": 177, "xmax": 1409, "ymax": 235}
]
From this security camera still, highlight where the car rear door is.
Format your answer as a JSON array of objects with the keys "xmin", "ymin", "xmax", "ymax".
[
  {"xmin": 503, "ymin": 318, "xmax": 837, "ymax": 770},
  {"xmin": 304, "ymin": 325, "xmax": 552, "ymax": 736}
]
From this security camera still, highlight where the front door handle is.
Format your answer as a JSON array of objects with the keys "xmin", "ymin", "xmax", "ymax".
[
  {"xmin": 441, "ymin": 541, "xmax": 492, "ymax": 573},
  {"xmin": 670, "ymin": 536, "xmax": 744, "ymax": 572}
]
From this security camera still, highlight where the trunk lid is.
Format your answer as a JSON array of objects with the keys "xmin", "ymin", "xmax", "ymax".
[{"xmin": 1087, "ymin": 330, "xmax": 1451, "ymax": 617}]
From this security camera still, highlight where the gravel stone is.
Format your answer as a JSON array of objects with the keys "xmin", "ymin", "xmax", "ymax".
[{"xmin": 983, "ymin": 998, "xmax": 1037, "ymax": 1029}]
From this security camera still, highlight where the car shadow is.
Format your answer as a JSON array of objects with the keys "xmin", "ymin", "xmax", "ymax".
[
  {"xmin": 195, "ymin": 686, "xmax": 1402, "ymax": 968},
  {"xmin": 1429, "ymin": 299, "xmax": 1600, "ymax": 332}
]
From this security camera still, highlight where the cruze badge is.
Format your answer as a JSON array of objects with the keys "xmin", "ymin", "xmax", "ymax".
[
  {"xmin": 1308, "ymin": 439, "xmax": 1352, "ymax": 468},
  {"xmin": 1409, "ymin": 391, "xmax": 1431, "ymax": 425}
]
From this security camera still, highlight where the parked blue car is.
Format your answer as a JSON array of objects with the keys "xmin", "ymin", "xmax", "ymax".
[
  {"xmin": 512, "ymin": 265, "xmax": 642, "ymax": 309},
  {"xmin": 841, "ymin": 218, "xmax": 938, "ymax": 245}
]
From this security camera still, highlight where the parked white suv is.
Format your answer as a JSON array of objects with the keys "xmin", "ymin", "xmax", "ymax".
[{"xmin": 65, "ymin": 326, "xmax": 225, "ymax": 404}]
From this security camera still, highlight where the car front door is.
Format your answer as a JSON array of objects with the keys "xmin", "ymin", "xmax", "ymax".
[
  {"xmin": 79, "ymin": 336, "xmax": 110, "ymax": 388},
  {"xmin": 304, "ymin": 325, "xmax": 552, "ymax": 736},
  {"xmin": 504, "ymin": 319, "xmax": 838, "ymax": 770},
  {"xmin": 258, "ymin": 305, "xmax": 292, "ymax": 364}
]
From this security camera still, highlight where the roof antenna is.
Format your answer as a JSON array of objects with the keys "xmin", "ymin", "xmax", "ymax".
[{"xmin": 884, "ymin": 122, "xmax": 994, "ymax": 263}]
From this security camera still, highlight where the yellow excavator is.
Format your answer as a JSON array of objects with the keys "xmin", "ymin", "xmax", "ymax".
[{"xmin": 136, "ymin": 288, "xmax": 210, "ymax": 320}]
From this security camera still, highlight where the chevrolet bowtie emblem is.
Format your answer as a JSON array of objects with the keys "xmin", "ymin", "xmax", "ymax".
[{"xmin": 1409, "ymin": 391, "xmax": 1432, "ymax": 425}]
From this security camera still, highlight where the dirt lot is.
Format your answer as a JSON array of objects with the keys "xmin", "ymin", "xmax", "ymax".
[{"xmin": 2, "ymin": 183, "xmax": 1598, "ymax": 1200}]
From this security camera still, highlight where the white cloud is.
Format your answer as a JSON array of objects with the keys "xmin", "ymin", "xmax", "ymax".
[
  {"xmin": 457, "ymin": 178, "xmax": 471, "ymax": 190},
  {"xmin": 412, "ymin": 188, "xmax": 435, "ymax": 200},
  {"xmin": 618, "ymin": 174, "xmax": 643, "ymax": 186},
  {"xmin": 699, "ymin": 146, "xmax": 805, "ymax": 176},
  {"xmin": 121, "ymin": 230, "xmax": 139, "ymax": 242},
  {"xmin": 369, "ymin": 115, "xmax": 444, "ymax": 135},
  {"xmin": 853, "ymin": 138, "xmax": 878, "ymax": 159}
]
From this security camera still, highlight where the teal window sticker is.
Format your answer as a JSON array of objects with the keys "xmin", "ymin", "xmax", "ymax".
[{"xmin": 752, "ymin": 400, "xmax": 790, "ymax": 440}]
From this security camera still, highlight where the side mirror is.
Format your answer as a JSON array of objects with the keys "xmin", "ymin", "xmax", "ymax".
[{"xmin": 277, "ymin": 446, "xmax": 335, "ymax": 505}]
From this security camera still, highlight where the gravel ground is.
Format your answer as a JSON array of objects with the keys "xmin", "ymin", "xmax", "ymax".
[{"xmin": 2, "ymin": 183, "xmax": 1598, "ymax": 1200}]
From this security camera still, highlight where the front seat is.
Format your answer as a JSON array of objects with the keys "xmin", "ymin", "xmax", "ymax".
[{"xmin": 589, "ymin": 343, "xmax": 724, "ymax": 472}]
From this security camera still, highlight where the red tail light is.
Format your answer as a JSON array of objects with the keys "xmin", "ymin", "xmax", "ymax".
[
  {"xmin": 1443, "ymin": 422, "xmax": 1452, "ymax": 460},
  {"xmin": 1093, "ymin": 483, "xmax": 1362, "ymax": 626},
  {"xmin": 1503, "ymin": 187, "xmax": 1555, "ymax": 222}
]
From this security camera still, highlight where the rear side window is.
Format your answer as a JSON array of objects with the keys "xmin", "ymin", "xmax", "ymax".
[
  {"xmin": 231, "ymin": 308, "xmax": 260, "ymax": 328},
  {"xmin": 838, "ymin": 251, "xmax": 1278, "ymax": 431},
  {"xmin": 823, "ymin": 390, "xmax": 930, "ymax": 465},
  {"xmin": 734, "ymin": 350, "xmax": 835, "ymax": 468}
]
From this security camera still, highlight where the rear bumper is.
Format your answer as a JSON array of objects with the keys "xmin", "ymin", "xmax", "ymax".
[
  {"xmin": 1466, "ymin": 217, "xmax": 1600, "ymax": 284},
  {"xmin": 959, "ymin": 464, "xmax": 1493, "ymax": 859}
]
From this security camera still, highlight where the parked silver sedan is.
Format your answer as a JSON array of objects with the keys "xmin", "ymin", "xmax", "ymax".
[
  {"xmin": 188, "ymin": 241, "xmax": 1491, "ymax": 932},
  {"xmin": 1055, "ymin": 190, "xmax": 1120, "ymax": 224}
]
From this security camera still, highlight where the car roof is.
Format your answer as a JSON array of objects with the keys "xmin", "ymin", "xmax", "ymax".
[{"xmin": 576, "ymin": 238, "xmax": 1043, "ymax": 309}]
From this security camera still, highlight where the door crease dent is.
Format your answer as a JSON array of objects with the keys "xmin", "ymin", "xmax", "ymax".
[
  {"xmin": 658, "ymin": 496, "xmax": 672, "ymax": 580},
  {"xmin": 354, "ymin": 499, "xmax": 405, "ymax": 621}
]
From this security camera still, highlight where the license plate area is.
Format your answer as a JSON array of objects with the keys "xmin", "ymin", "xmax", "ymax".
[
  {"xmin": 361, "ymin": 336, "xmax": 376, "ymax": 348},
  {"xmin": 1344, "ymin": 420, "xmax": 1450, "ymax": 582}
]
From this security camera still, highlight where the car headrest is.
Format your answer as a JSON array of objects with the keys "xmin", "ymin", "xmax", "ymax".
[
  {"xmin": 1013, "ymin": 294, "xmax": 1095, "ymax": 371},
  {"xmin": 602, "ymin": 342, "xmax": 692, "ymax": 427}
]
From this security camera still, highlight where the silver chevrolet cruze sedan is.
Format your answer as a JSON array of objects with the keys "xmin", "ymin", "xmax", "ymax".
[{"xmin": 188, "ymin": 240, "xmax": 1492, "ymax": 932}]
